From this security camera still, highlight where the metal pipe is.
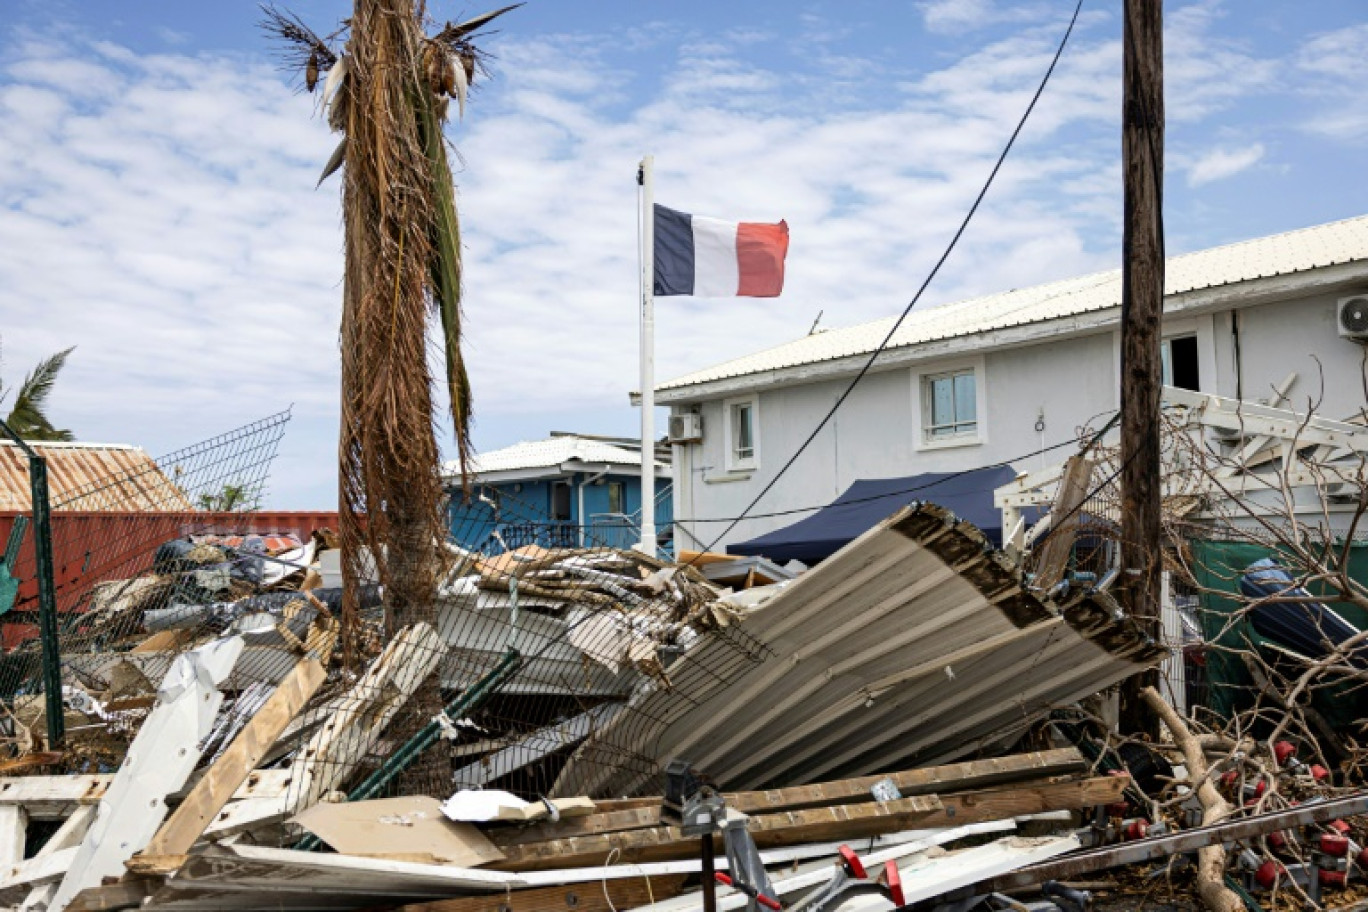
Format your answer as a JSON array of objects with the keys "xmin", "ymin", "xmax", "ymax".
[
  {"xmin": 991, "ymin": 792, "xmax": 1368, "ymax": 890},
  {"xmin": 0, "ymin": 419, "xmax": 63, "ymax": 747}
]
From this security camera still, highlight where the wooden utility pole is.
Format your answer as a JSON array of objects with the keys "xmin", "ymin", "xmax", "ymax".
[{"xmin": 1118, "ymin": 0, "xmax": 1165, "ymax": 735}]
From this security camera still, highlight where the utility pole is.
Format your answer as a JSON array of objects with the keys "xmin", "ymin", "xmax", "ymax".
[{"xmin": 1118, "ymin": 0, "xmax": 1165, "ymax": 734}]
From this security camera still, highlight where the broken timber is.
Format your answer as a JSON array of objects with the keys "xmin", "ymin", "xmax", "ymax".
[
  {"xmin": 49, "ymin": 636, "xmax": 246, "ymax": 912},
  {"xmin": 494, "ymin": 748, "xmax": 1087, "ymax": 848},
  {"xmin": 494, "ymin": 775, "xmax": 1126, "ymax": 871},
  {"xmin": 141, "ymin": 656, "xmax": 325, "ymax": 858},
  {"xmin": 284, "ymin": 622, "xmax": 446, "ymax": 815}
]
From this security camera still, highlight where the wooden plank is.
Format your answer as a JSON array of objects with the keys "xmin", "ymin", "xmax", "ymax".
[
  {"xmin": 494, "ymin": 749, "xmax": 1085, "ymax": 848},
  {"xmin": 286, "ymin": 623, "xmax": 446, "ymax": 815},
  {"xmin": 0, "ymin": 769, "xmax": 293, "ymax": 822},
  {"xmin": 495, "ymin": 776, "xmax": 1125, "ymax": 873},
  {"xmin": 141, "ymin": 657, "xmax": 325, "ymax": 858},
  {"xmin": 492, "ymin": 795, "xmax": 942, "ymax": 872},
  {"xmin": 0, "ymin": 805, "xmax": 27, "ymax": 866},
  {"xmin": 390, "ymin": 874, "xmax": 688, "ymax": 912},
  {"xmin": 0, "ymin": 847, "xmax": 77, "ymax": 905},
  {"xmin": 919, "ymin": 774, "xmax": 1126, "ymax": 829},
  {"xmin": 1031, "ymin": 455, "xmax": 1095, "ymax": 590},
  {"xmin": 49, "ymin": 635, "xmax": 246, "ymax": 912},
  {"xmin": 59, "ymin": 877, "xmax": 154, "ymax": 912},
  {"xmin": 37, "ymin": 804, "xmax": 94, "ymax": 857},
  {"xmin": 728, "ymin": 747, "xmax": 1086, "ymax": 813}
]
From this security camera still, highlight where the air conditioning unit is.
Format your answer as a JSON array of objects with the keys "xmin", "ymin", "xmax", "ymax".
[
  {"xmin": 668, "ymin": 412, "xmax": 703, "ymax": 444},
  {"xmin": 1337, "ymin": 295, "xmax": 1368, "ymax": 340}
]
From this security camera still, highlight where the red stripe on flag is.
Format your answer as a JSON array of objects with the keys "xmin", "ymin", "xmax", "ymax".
[{"xmin": 736, "ymin": 220, "xmax": 789, "ymax": 297}]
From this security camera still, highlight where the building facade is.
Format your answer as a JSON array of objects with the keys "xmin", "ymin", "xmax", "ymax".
[
  {"xmin": 653, "ymin": 216, "xmax": 1368, "ymax": 552},
  {"xmin": 443, "ymin": 434, "xmax": 673, "ymax": 553}
]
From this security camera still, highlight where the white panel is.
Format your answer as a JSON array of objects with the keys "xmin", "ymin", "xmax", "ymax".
[{"xmin": 690, "ymin": 216, "xmax": 740, "ymax": 297}]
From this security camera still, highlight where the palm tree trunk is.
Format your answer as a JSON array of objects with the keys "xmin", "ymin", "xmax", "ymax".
[{"xmin": 338, "ymin": 0, "xmax": 451, "ymax": 797}]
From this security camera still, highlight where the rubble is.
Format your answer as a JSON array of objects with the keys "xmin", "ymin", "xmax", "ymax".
[{"xmin": 2, "ymin": 449, "xmax": 1368, "ymax": 912}]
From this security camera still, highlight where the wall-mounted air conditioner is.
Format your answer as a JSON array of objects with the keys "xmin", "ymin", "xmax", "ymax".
[
  {"xmin": 1337, "ymin": 295, "xmax": 1368, "ymax": 341},
  {"xmin": 668, "ymin": 412, "xmax": 703, "ymax": 444}
]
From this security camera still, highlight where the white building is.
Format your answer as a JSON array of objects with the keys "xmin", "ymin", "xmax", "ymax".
[{"xmin": 652, "ymin": 214, "xmax": 1368, "ymax": 553}]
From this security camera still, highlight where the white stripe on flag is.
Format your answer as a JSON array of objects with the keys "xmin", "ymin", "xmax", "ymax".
[{"xmin": 690, "ymin": 216, "xmax": 739, "ymax": 297}]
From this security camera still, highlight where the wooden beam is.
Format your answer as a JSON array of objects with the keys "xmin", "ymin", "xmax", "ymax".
[
  {"xmin": 493, "ymin": 749, "xmax": 1084, "ymax": 848},
  {"xmin": 286, "ymin": 623, "xmax": 446, "ymax": 815},
  {"xmin": 0, "ymin": 847, "xmax": 76, "ymax": 905},
  {"xmin": 141, "ymin": 657, "xmax": 325, "ymax": 858},
  {"xmin": 0, "ymin": 806, "xmax": 26, "ymax": 867},
  {"xmin": 493, "ymin": 795, "xmax": 942, "ymax": 871},
  {"xmin": 390, "ymin": 875, "xmax": 688, "ymax": 912},
  {"xmin": 37, "ymin": 805, "xmax": 95, "ymax": 857},
  {"xmin": 1031, "ymin": 456, "xmax": 1095, "ymax": 590},
  {"xmin": 495, "ymin": 775, "xmax": 1124, "ymax": 873}
]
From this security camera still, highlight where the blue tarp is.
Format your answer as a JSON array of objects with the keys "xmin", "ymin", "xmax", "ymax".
[
  {"xmin": 1239, "ymin": 558, "xmax": 1368, "ymax": 668},
  {"xmin": 727, "ymin": 464, "xmax": 1018, "ymax": 565}
]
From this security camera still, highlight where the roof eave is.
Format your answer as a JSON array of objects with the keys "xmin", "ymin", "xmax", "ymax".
[{"xmin": 649, "ymin": 261, "xmax": 1368, "ymax": 405}]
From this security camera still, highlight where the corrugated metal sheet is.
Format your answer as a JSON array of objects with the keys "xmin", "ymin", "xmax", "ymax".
[
  {"xmin": 554, "ymin": 503, "xmax": 1165, "ymax": 798},
  {"xmin": 447, "ymin": 436, "xmax": 665, "ymax": 478},
  {"xmin": 0, "ymin": 441, "xmax": 190, "ymax": 512},
  {"xmin": 659, "ymin": 213, "xmax": 1368, "ymax": 393}
]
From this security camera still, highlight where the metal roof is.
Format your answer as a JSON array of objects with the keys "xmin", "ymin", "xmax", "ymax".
[
  {"xmin": 658, "ymin": 213, "xmax": 1368, "ymax": 394},
  {"xmin": 446, "ymin": 436, "xmax": 667, "ymax": 480},
  {"xmin": 0, "ymin": 441, "xmax": 191, "ymax": 512},
  {"xmin": 555, "ymin": 503, "xmax": 1164, "ymax": 797}
]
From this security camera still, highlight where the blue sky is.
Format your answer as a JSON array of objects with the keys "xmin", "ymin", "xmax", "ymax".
[{"xmin": 3, "ymin": 0, "xmax": 1366, "ymax": 507}]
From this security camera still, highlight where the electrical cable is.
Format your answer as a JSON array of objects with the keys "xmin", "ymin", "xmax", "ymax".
[
  {"xmin": 673, "ymin": 416, "xmax": 1101, "ymax": 526},
  {"xmin": 685, "ymin": 0, "xmax": 1087, "ymax": 561}
]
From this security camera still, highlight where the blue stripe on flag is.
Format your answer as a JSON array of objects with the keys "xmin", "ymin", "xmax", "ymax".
[{"xmin": 654, "ymin": 204, "xmax": 695, "ymax": 296}]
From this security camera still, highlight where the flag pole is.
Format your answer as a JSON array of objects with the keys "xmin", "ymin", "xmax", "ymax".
[{"xmin": 637, "ymin": 154, "xmax": 658, "ymax": 556}]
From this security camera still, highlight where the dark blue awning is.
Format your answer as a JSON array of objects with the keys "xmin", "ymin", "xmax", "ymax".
[{"xmin": 727, "ymin": 465, "xmax": 1018, "ymax": 565}]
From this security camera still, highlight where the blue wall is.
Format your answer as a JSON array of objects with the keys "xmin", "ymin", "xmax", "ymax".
[{"xmin": 447, "ymin": 472, "xmax": 673, "ymax": 554}]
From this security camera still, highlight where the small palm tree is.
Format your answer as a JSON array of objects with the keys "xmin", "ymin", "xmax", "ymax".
[
  {"xmin": 0, "ymin": 345, "xmax": 75, "ymax": 442},
  {"xmin": 197, "ymin": 484, "xmax": 262, "ymax": 512}
]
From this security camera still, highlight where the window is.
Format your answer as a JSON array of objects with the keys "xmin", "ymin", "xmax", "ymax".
[
  {"xmin": 724, "ymin": 396, "xmax": 759, "ymax": 472},
  {"xmin": 924, "ymin": 369, "xmax": 977, "ymax": 440},
  {"xmin": 551, "ymin": 482, "xmax": 572, "ymax": 520},
  {"xmin": 1162, "ymin": 335, "xmax": 1200, "ymax": 392},
  {"xmin": 607, "ymin": 481, "xmax": 625, "ymax": 515}
]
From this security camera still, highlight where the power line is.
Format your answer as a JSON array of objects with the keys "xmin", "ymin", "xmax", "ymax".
[
  {"xmin": 674, "ymin": 422, "xmax": 1092, "ymax": 526},
  {"xmin": 685, "ymin": 0, "xmax": 1087, "ymax": 560}
]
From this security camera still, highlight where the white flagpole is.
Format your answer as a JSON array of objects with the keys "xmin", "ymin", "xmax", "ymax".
[{"xmin": 637, "ymin": 155, "xmax": 658, "ymax": 556}]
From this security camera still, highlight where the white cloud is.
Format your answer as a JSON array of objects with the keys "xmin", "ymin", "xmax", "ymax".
[
  {"xmin": 917, "ymin": 0, "xmax": 1044, "ymax": 35},
  {"xmin": 0, "ymin": 4, "xmax": 1323, "ymax": 506},
  {"xmin": 1296, "ymin": 23, "xmax": 1368, "ymax": 139},
  {"xmin": 1186, "ymin": 142, "xmax": 1265, "ymax": 186}
]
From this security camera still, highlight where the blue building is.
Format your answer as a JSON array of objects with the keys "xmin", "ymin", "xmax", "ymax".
[{"xmin": 444, "ymin": 434, "xmax": 673, "ymax": 555}]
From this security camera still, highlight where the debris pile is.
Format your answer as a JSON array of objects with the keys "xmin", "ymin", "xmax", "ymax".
[{"xmin": 2, "ymin": 487, "xmax": 1368, "ymax": 912}]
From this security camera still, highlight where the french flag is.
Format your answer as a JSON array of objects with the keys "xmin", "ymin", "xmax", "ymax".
[{"xmin": 653, "ymin": 204, "xmax": 789, "ymax": 298}]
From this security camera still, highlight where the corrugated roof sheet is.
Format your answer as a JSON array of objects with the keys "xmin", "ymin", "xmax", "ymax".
[
  {"xmin": 0, "ymin": 441, "xmax": 190, "ymax": 512},
  {"xmin": 447, "ymin": 436, "xmax": 665, "ymax": 478},
  {"xmin": 659, "ymin": 213, "xmax": 1368, "ymax": 393}
]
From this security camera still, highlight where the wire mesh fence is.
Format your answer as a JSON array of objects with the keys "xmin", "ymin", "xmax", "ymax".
[
  {"xmin": 0, "ymin": 410, "xmax": 298, "ymax": 765},
  {"xmin": 0, "ymin": 422, "xmax": 772, "ymax": 832}
]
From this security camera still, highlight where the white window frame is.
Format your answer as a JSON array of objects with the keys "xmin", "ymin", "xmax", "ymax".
[
  {"xmin": 912, "ymin": 356, "xmax": 987, "ymax": 451},
  {"xmin": 723, "ymin": 395, "xmax": 760, "ymax": 473}
]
